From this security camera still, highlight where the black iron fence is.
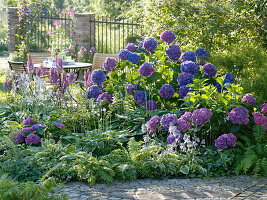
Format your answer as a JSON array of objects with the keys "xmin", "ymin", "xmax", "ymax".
[
  {"xmin": 28, "ymin": 12, "xmax": 74, "ymax": 52},
  {"xmin": 91, "ymin": 16, "xmax": 142, "ymax": 54}
]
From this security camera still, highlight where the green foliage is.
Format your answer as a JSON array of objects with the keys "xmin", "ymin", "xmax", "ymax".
[
  {"xmin": 234, "ymin": 125, "xmax": 267, "ymax": 176},
  {"xmin": 72, "ymin": 152, "xmax": 115, "ymax": 185},
  {"xmin": 0, "ymin": 136, "xmax": 43, "ymax": 182},
  {"xmin": 0, "ymin": 175, "xmax": 68, "ymax": 200}
]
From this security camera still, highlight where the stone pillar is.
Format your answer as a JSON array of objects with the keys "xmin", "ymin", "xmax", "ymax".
[
  {"xmin": 74, "ymin": 13, "xmax": 95, "ymax": 52},
  {"xmin": 7, "ymin": 7, "xmax": 19, "ymax": 52}
]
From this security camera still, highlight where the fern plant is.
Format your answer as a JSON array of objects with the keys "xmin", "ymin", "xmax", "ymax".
[{"xmin": 235, "ymin": 125, "xmax": 267, "ymax": 176}]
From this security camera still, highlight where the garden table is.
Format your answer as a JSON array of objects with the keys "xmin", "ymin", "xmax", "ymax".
[{"xmin": 34, "ymin": 62, "xmax": 92, "ymax": 79}]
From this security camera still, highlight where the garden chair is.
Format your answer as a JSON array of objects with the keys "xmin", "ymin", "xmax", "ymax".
[
  {"xmin": 8, "ymin": 61, "xmax": 27, "ymax": 74},
  {"xmin": 29, "ymin": 52, "xmax": 51, "ymax": 64},
  {"xmin": 92, "ymin": 53, "xmax": 118, "ymax": 70}
]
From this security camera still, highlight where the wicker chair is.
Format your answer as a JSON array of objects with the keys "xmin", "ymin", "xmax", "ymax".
[
  {"xmin": 92, "ymin": 53, "xmax": 118, "ymax": 70},
  {"xmin": 8, "ymin": 61, "xmax": 27, "ymax": 74},
  {"xmin": 29, "ymin": 52, "xmax": 51, "ymax": 64}
]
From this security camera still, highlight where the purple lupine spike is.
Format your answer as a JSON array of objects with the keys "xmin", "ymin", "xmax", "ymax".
[
  {"xmin": 84, "ymin": 70, "xmax": 93, "ymax": 88},
  {"xmin": 27, "ymin": 56, "xmax": 34, "ymax": 74},
  {"xmin": 36, "ymin": 65, "xmax": 47, "ymax": 77},
  {"xmin": 68, "ymin": 72, "xmax": 76, "ymax": 84},
  {"xmin": 50, "ymin": 68, "xmax": 59, "ymax": 85},
  {"xmin": 56, "ymin": 57, "xmax": 63, "ymax": 72}
]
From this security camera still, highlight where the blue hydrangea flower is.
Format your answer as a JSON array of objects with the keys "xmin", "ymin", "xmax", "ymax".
[
  {"xmin": 181, "ymin": 51, "xmax": 196, "ymax": 62},
  {"xmin": 160, "ymin": 30, "xmax": 176, "ymax": 43},
  {"xmin": 125, "ymin": 43, "xmax": 136, "ymax": 52},
  {"xmin": 139, "ymin": 62, "xmax": 155, "ymax": 77},
  {"xmin": 166, "ymin": 44, "xmax": 181, "ymax": 62},
  {"xmin": 222, "ymin": 73, "xmax": 234, "ymax": 83},
  {"xmin": 177, "ymin": 73, "xmax": 193, "ymax": 86},
  {"xmin": 128, "ymin": 53, "xmax": 142, "ymax": 64},
  {"xmin": 180, "ymin": 61, "xmax": 199, "ymax": 76},
  {"xmin": 179, "ymin": 86, "xmax": 190, "ymax": 99},
  {"xmin": 118, "ymin": 49, "xmax": 130, "ymax": 60},
  {"xmin": 103, "ymin": 57, "xmax": 117, "ymax": 71},
  {"xmin": 87, "ymin": 85, "xmax": 102, "ymax": 99},
  {"xmin": 134, "ymin": 90, "xmax": 147, "ymax": 105},
  {"xmin": 143, "ymin": 37, "xmax": 158, "ymax": 52},
  {"xmin": 126, "ymin": 83, "xmax": 138, "ymax": 94},
  {"xmin": 138, "ymin": 40, "xmax": 144, "ymax": 48},
  {"xmin": 91, "ymin": 69, "xmax": 106, "ymax": 84},
  {"xmin": 25, "ymin": 134, "xmax": 41, "ymax": 145},
  {"xmin": 159, "ymin": 84, "xmax": 175, "ymax": 99},
  {"xmin": 202, "ymin": 63, "xmax": 217, "ymax": 78},
  {"xmin": 195, "ymin": 48, "xmax": 209, "ymax": 60}
]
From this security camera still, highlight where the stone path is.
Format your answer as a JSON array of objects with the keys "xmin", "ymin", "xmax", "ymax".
[{"xmin": 56, "ymin": 176, "xmax": 267, "ymax": 200}]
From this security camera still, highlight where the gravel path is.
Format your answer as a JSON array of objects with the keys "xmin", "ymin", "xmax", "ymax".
[
  {"xmin": 0, "ymin": 56, "xmax": 9, "ymax": 69},
  {"xmin": 56, "ymin": 176, "xmax": 267, "ymax": 200}
]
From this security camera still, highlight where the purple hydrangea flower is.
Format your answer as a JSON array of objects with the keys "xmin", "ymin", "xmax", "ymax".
[
  {"xmin": 180, "ymin": 112, "xmax": 192, "ymax": 121},
  {"xmin": 180, "ymin": 61, "xmax": 199, "ymax": 76},
  {"xmin": 262, "ymin": 104, "xmax": 267, "ymax": 114},
  {"xmin": 125, "ymin": 43, "xmax": 136, "ymax": 52},
  {"xmin": 126, "ymin": 83, "xmax": 138, "ymax": 94},
  {"xmin": 195, "ymin": 48, "xmax": 209, "ymax": 60},
  {"xmin": 20, "ymin": 127, "xmax": 35, "ymax": 134},
  {"xmin": 134, "ymin": 90, "xmax": 147, "ymax": 105},
  {"xmin": 228, "ymin": 107, "xmax": 249, "ymax": 125},
  {"xmin": 203, "ymin": 63, "xmax": 217, "ymax": 78},
  {"xmin": 215, "ymin": 133, "xmax": 237, "ymax": 149},
  {"xmin": 241, "ymin": 93, "xmax": 256, "ymax": 106},
  {"xmin": 84, "ymin": 70, "xmax": 93, "ymax": 88},
  {"xmin": 159, "ymin": 84, "xmax": 175, "ymax": 99},
  {"xmin": 143, "ymin": 37, "xmax": 158, "ymax": 52},
  {"xmin": 128, "ymin": 53, "xmax": 142, "ymax": 64},
  {"xmin": 166, "ymin": 44, "xmax": 181, "ymax": 62},
  {"xmin": 192, "ymin": 108, "xmax": 212, "ymax": 126},
  {"xmin": 146, "ymin": 100, "xmax": 157, "ymax": 111},
  {"xmin": 178, "ymin": 86, "xmax": 190, "ymax": 99},
  {"xmin": 91, "ymin": 69, "xmax": 106, "ymax": 84},
  {"xmin": 103, "ymin": 57, "xmax": 117, "ymax": 71},
  {"xmin": 181, "ymin": 51, "xmax": 196, "ymax": 62},
  {"xmin": 96, "ymin": 92, "xmax": 113, "ymax": 103},
  {"xmin": 177, "ymin": 73, "xmax": 193, "ymax": 86},
  {"xmin": 252, "ymin": 112, "xmax": 267, "ymax": 125},
  {"xmin": 55, "ymin": 122, "xmax": 66, "ymax": 129},
  {"xmin": 160, "ymin": 114, "xmax": 178, "ymax": 129},
  {"xmin": 146, "ymin": 115, "xmax": 161, "ymax": 133},
  {"xmin": 177, "ymin": 118, "xmax": 191, "ymax": 132},
  {"xmin": 25, "ymin": 134, "xmax": 41, "ymax": 145},
  {"xmin": 87, "ymin": 85, "xmax": 102, "ymax": 99},
  {"xmin": 118, "ymin": 49, "xmax": 130, "ymax": 60},
  {"xmin": 22, "ymin": 118, "xmax": 36, "ymax": 126},
  {"xmin": 138, "ymin": 40, "xmax": 144, "ymax": 49},
  {"xmin": 12, "ymin": 132, "xmax": 25, "ymax": 144},
  {"xmin": 31, "ymin": 124, "xmax": 44, "ymax": 132},
  {"xmin": 160, "ymin": 30, "xmax": 176, "ymax": 43},
  {"xmin": 139, "ymin": 62, "xmax": 155, "ymax": 77}
]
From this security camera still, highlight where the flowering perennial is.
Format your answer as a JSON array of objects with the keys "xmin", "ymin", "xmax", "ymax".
[
  {"xmin": 91, "ymin": 69, "xmax": 106, "ymax": 84},
  {"xmin": 180, "ymin": 61, "xmax": 199, "ymax": 76},
  {"xmin": 143, "ymin": 37, "xmax": 158, "ymax": 52},
  {"xmin": 192, "ymin": 108, "xmax": 212, "ymax": 125},
  {"xmin": 166, "ymin": 44, "xmax": 181, "ymax": 62},
  {"xmin": 87, "ymin": 85, "xmax": 102, "ymax": 99},
  {"xmin": 241, "ymin": 93, "xmax": 256, "ymax": 106},
  {"xmin": 160, "ymin": 114, "xmax": 178, "ymax": 129},
  {"xmin": 126, "ymin": 83, "xmax": 138, "ymax": 94},
  {"xmin": 202, "ymin": 63, "xmax": 217, "ymax": 78},
  {"xmin": 160, "ymin": 84, "xmax": 175, "ymax": 99},
  {"xmin": 215, "ymin": 133, "xmax": 237, "ymax": 149},
  {"xmin": 181, "ymin": 51, "xmax": 196, "ymax": 62},
  {"xmin": 103, "ymin": 57, "xmax": 117, "ymax": 71},
  {"xmin": 139, "ymin": 62, "xmax": 155, "ymax": 77},
  {"xmin": 128, "ymin": 53, "xmax": 141, "ymax": 64},
  {"xmin": 134, "ymin": 90, "xmax": 147, "ymax": 105},
  {"xmin": 228, "ymin": 107, "xmax": 249, "ymax": 125},
  {"xmin": 160, "ymin": 30, "xmax": 176, "ymax": 43}
]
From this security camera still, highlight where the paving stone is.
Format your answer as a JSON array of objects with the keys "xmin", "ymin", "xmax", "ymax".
[{"xmin": 136, "ymin": 193, "xmax": 165, "ymax": 200}]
